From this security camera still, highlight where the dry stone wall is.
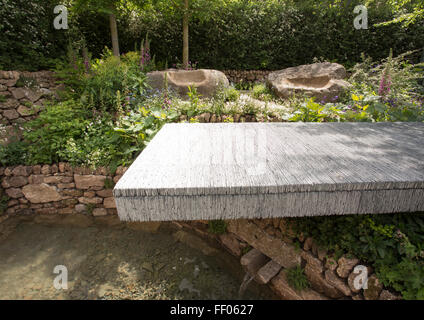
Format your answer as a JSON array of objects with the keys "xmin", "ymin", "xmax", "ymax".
[
  {"xmin": 0, "ymin": 163, "xmax": 401, "ymax": 300},
  {"xmin": 0, "ymin": 71, "xmax": 62, "ymax": 144},
  {"xmin": 177, "ymin": 219, "xmax": 401, "ymax": 301},
  {"xmin": 222, "ymin": 70, "xmax": 271, "ymax": 84},
  {"xmin": 0, "ymin": 164, "xmax": 127, "ymax": 224}
]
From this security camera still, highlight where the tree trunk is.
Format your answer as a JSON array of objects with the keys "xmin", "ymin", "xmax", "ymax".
[
  {"xmin": 109, "ymin": 13, "xmax": 120, "ymax": 58},
  {"xmin": 182, "ymin": 0, "xmax": 189, "ymax": 69}
]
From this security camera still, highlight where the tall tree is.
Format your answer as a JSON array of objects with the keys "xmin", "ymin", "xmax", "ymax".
[
  {"xmin": 182, "ymin": 0, "xmax": 189, "ymax": 68},
  {"xmin": 160, "ymin": 0, "xmax": 223, "ymax": 69},
  {"xmin": 73, "ymin": 0, "xmax": 121, "ymax": 57}
]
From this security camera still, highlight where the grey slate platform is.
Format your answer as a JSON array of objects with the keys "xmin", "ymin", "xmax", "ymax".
[{"xmin": 113, "ymin": 122, "xmax": 424, "ymax": 221}]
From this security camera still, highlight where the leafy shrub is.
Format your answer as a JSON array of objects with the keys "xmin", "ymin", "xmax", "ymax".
[
  {"xmin": 0, "ymin": 138, "xmax": 29, "ymax": 166},
  {"xmin": 104, "ymin": 177, "xmax": 115, "ymax": 189},
  {"xmin": 18, "ymin": 100, "xmax": 139, "ymax": 169},
  {"xmin": 55, "ymin": 48, "xmax": 154, "ymax": 112},
  {"xmin": 234, "ymin": 81, "xmax": 254, "ymax": 91},
  {"xmin": 22, "ymin": 100, "xmax": 91, "ymax": 164},
  {"xmin": 289, "ymin": 212, "xmax": 424, "ymax": 299},
  {"xmin": 114, "ymin": 103, "xmax": 179, "ymax": 153},
  {"xmin": 252, "ymin": 84, "xmax": 274, "ymax": 102},
  {"xmin": 223, "ymin": 87, "xmax": 240, "ymax": 102},
  {"xmin": 0, "ymin": 0, "xmax": 66, "ymax": 70},
  {"xmin": 77, "ymin": 50, "xmax": 150, "ymax": 113},
  {"xmin": 285, "ymin": 266, "xmax": 310, "ymax": 292}
]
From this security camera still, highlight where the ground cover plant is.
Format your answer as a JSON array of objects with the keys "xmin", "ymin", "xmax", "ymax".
[{"xmin": 288, "ymin": 211, "xmax": 424, "ymax": 299}]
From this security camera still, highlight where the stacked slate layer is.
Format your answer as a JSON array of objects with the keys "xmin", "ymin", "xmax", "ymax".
[{"xmin": 114, "ymin": 122, "xmax": 424, "ymax": 221}]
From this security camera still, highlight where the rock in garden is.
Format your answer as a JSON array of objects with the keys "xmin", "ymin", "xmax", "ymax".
[
  {"xmin": 5, "ymin": 188, "xmax": 24, "ymax": 199},
  {"xmin": 324, "ymin": 270, "xmax": 351, "ymax": 296},
  {"xmin": 303, "ymin": 237, "xmax": 313, "ymax": 251},
  {"xmin": 325, "ymin": 256, "xmax": 338, "ymax": 271},
  {"xmin": 12, "ymin": 165, "xmax": 31, "ymax": 176},
  {"xmin": 74, "ymin": 175, "xmax": 106, "ymax": 189},
  {"xmin": 5, "ymin": 176, "xmax": 28, "ymax": 188},
  {"xmin": 74, "ymin": 204, "xmax": 87, "ymax": 213},
  {"xmin": 240, "ymin": 248, "xmax": 269, "ymax": 275},
  {"xmin": 379, "ymin": 289, "xmax": 401, "ymax": 300},
  {"xmin": 301, "ymin": 251, "xmax": 323, "ymax": 273},
  {"xmin": 3, "ymin": 109, "xmax": 19, "ymax": 120},
  {"xmin": 270, "ymin": 270, "xmax": 328, "ymax": 300},
  {"xmin": 228, "ymin": 219, "xmax": 301, "ymax": 269},
  {"xmin": 304, "ymin": 264, "xmax": 343, "ymax": 299},
  {"xmin": 267, "ymin": 62, "xmax": 351, "ymax": 100},
  {"xmin": 146, "ymin": 69, "xmax": 229, "ymax": 98},
  {"xmin": 22, "ymin": 183, "xmax": 61, "ymax": 203},
  {"xmin": 219, "ymin": 233, "xmax": 241, "ymax": 257},
  {"xmin": 1, "ymin": 98, "xmax": 19, "ymax": 109},
  {"xmin": 363, "ymin": 274, "xmax": 383, "ymax": 300},
  {"xmin": 103, "ymin": 197, "xmax": 116, "ymax": 209},
  {"xmin": 10, "ymin": 88, "xmax": 26, "ymax": 100},
  {"xmin": 17, "ymin": 105, "xmax": 34, "ymax": 116},
  {"xmin": 336, "ymin": 256, "xmax": 359, "ymax": 278},
  {"xmin": 255, "ymin": 260, "xmax": 282, "ymax": 284},
  {"xmin": 11, "ymin": 88, "xmax": 42, "ymax": 102},
  {"xmin": 96, "ymin": 189, "xmax": 114, "ymax": 198},
  {"xmin": 78, "ymin": 197, "xmax": 103, "ymax": 205},
  {"xmin": 92, "ymin": 208, "xmax": 107, "ymax": 217}
]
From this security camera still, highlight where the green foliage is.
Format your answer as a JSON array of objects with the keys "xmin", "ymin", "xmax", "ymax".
[
  {"xmin": 85, "ymin": 203, "xmax": 96, "ymax": 215},
  {"xmin": 252, "ymin": 84, "xmax": 274, "ymax": 102},
  {"xmin": 0, "ymin": 0, "xmax": 66, "ymax": 70},
  {"xmin": 113, "ymin": 103, "xmax": 179, "ymax": 158},
  {"xmin": 289, "ymin": 212, "xmax": 424, "ymax": 299},
  {"xmin": 17, "ymin": 100, "xmax": 138, "ymax": 169},
  {"xmin": 241, "ymin": 245, "xmax": 252, "ymax": 256},
  {"xmin": 285, "ymin": 266, "xmax": 310, "ymax": 292},
  {"xmin": 208, "ymin": 220, "xmax": 227, "ymax": 235},
  {"xmin": 187, "ymin": 85, "xmax": 201, "ymax": 108},
  {"xmin": 234, "ymin": 81, "xmax": 254, "ymax": 91},
  {"xmin": 104, "ymin": 177, "xmax": 115, "ymax": 189},
  {"xmin": 223, "ymin": 115, "xmax": 234, "ymax": 123},
  {"xmin": 284, "ymin": 52, "xmax": 424, "ymax": 123},
  {"xmin": 61, "ymin": 49, "xmax": 151, "ymax": 113},
  {"xmin": 131, "ymin": 0, "xmax": 424, "ymax": 70},
  {"xmin": 22, "ymin": 100, "xmax": 91, "ymax": 164},
  {"xmin": 3, "ymin": 1, "xmax": 424, "ymax": 71},
  {"xmin": 181, "ymin": 85, "xmax": 204, "ymax": 118},
  {"xmin": 374, "ymin": 0, "xmax": 424, "ymax": 27},
  {"xmin": 223, "ymin": 87, "xmax": 240, "ymax": 102},
  {"xmin": 0, "ymin": 138, "xmax": 29, "ymax": 166}
]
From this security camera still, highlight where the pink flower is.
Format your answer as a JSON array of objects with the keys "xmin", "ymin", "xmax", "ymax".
[{"xmin": 379, "ymin": 71, "xmax": 391, "ymax": 96}]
